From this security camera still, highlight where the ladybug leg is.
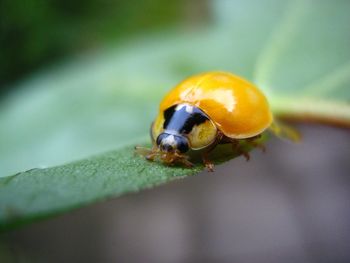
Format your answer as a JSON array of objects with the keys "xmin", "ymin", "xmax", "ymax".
[
  {"xmin": 146, "ymin": 151, "xmax": 158, "ymax": 161},
  {"xmin": 134, "ymin": 145, "xmax": 159, "ymax": 161},
  {"xmin": 178, "ymin": 156, "xmax": 194, "ymax": 168},
  {"xmin": 201, "ymin": 131, "xmax": 224, "ymax": 172},
  {"xmin": 202, "ymin": 152, "xmax": 215, "ymax": 172},
  {"xmin": 246, "ymin": 135, "xmax": 266, "ymax": 153},
  {"xmin": 230, "ymin": 139, "xmax": 250, "ymax": 161},
  {"xmin": 172, "ymin": 152, "xmax": 193, "ymax": 168},
  {"xmin": 134, "ymin": 146, "xmax": 150, "ymax": 156}
]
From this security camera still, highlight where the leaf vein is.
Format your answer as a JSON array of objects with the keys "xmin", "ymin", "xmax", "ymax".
[
  {"xmin": 253, "ymin": 0, "xmax": 309, "ymax": 94},
  {"xmin": 303, "ymin": 60, "xmax": 350, "ymax": 96}
]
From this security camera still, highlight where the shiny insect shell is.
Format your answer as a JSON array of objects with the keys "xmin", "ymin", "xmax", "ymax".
[{"xmin": 136, "ymin": 71, "xmax": 273, "ymax": 171}]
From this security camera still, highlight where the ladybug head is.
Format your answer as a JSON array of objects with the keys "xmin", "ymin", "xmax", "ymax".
[{"xmin": 156, "ymin": 133, "xmax": 189, "ymax": 153}]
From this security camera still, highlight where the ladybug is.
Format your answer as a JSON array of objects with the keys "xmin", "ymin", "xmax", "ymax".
[{"xmin": 136, "ymin": 71, "xmax": 279, "ymax": 171}]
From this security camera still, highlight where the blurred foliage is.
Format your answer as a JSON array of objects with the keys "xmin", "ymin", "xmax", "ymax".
[
  {"xmin": 0, "ymin": 0, "xmax": 349, "ymax": 229},
  {"xmin": 0, "ymin": 0, "xmax": 200, "ymax": 93}
]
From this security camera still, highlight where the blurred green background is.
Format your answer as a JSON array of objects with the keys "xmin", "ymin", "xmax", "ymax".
[
  {"xmin": 1, "ymin": 0, "xmax": 212, "ymax": 177},
  {"xmin": 1, "ymin": 0, "xmax": 200, "ymax": 94}
]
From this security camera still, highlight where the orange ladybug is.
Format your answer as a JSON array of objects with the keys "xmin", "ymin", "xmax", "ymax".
[{"xmin": 136, "ymin": 71, "xmax": 293, "ymax": 171}]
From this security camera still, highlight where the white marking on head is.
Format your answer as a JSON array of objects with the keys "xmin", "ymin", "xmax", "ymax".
[
  {"xmin": 175, "ymin": 103, "xmax": 194, "ymax": 113},
  {"xmin": 175, "ymin": 104, "xmax": 185, "ymax": 111},
  {"xmin": 162, "ymin": 135, "xmax": 177, "ymax": 147},
  {"xmin": 185, "ymin": 104, "xmax": 194, "ymax": 113}
]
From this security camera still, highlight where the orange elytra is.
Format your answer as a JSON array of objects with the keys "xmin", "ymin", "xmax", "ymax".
[{"xmin": 136, "ymin": 71, "xmax": 274, "ymax": 171}]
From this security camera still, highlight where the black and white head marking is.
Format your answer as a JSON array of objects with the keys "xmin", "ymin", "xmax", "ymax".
[
  {"xmin": 163, "ymin": 103, "xmax": 209, "ymax": 134},
  {"xmin": 156, "ymin": 103, "xmax": 212, "ymax": 153}
]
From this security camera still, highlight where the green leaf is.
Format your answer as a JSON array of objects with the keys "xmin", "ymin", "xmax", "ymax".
[
  {"xmin": 0, "ymin": 142, "xmax": 254, "ymax": 230},
  {"xmin": 0, "ymin": 145, "xmax": 201, "ymax": 230},
  {"xmin": 252, "ymin": 0, "xmax": 350, "ymax": 124},
  {"xmin": 1, "ymin": 0, "xmax": 349, "ymax": 228}
]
